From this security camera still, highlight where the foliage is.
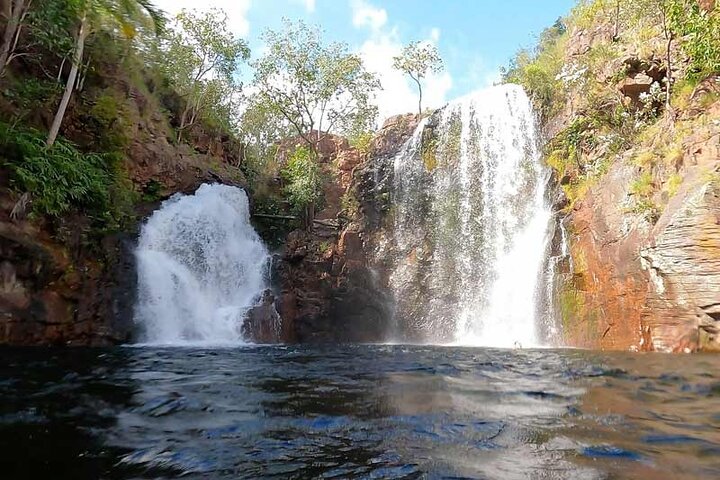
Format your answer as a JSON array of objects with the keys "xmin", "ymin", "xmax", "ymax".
[
  {"xmin": 392, "ymin": 41, "xmax": 444, "ymax": 114},
  {"xmin": 45, "ymin": 0, "xmax": 167, "ymax": 146},
  {"xmin": 252, "ymin": 19, "xmax": 380, "ymax": 156},
  {"xmin": 0, "ymin": 122, "xmax": 134, "ymax": 227},
  {"xmin": 667, "ymin": 0, "xmax": 720, "ymax": 79},
  {"xmin": 348, "ymin": 130, "xmax": 374, "ymax": 155},
  {"xmin": 238, "ymin": 95, "xmax": 291, "ymax": 182},
  {"xmin": 340, "ymin": 190, "xmax": 361, "ymax": 218},
  {"xmin": 87, "ymin": 91, "xmax": 132, "ymax": 151},
  {"xmin": 628, "ymin": 170, "xmax": 660, "ymax": 221},
  {"xmin": 281, "ymin": 145, "xmax": 323, "ymax": 215},
  {"xmin": 1, "ymin": 77, "xmax": 62, "ymax": 119},
  {"xmin": 630, "ymin": 171, "xmax": 655, "ymax": 197},
  {"xmin": 156, "ymin": 8, "xmax": 249, "ymax": 135},
  {"xmin": 503, "ymin": 18, "xmax": 568, "ymax": 119},
  {"xmin": 666, "ymin": 173, "xmax": 683, "ymax": 197}
]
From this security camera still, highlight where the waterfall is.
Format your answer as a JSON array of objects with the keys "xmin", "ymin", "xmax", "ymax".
[
  {"xmin": 134, "ymin": 184, "xmax": 270, "ymax": 345},
  {"xmin": 389, "ymin": 84, "xmax": 554, "ymax": 347}
]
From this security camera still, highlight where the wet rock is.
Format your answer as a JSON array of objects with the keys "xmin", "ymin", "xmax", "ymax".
[
  {"xmin": 271, "ymin": 120, "xmax": 416, "ymax": 343},
  {"xmin": 242, "ymin": 290, "xmax": 282, "ymax": 344}
]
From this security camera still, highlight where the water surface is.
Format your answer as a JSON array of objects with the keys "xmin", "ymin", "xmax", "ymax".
[{"xmin": 1, "ymin": 345, "xmax": 719, "ymax": 479}]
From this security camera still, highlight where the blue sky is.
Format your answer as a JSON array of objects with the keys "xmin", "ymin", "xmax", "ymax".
[{"xmin": 154, "ymin": 0, "xmax": 576, "ymax": 120}]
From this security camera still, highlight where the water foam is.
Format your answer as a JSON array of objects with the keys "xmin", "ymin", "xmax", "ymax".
[{"xmin": 134, "ymin": 184, "xmax": 270, "ymax": 345}]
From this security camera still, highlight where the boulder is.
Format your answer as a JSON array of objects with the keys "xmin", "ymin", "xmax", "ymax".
[
  {"xmin": 619, "ymin": 73, "xmax": 655, "ymax": 105},
  {"xmin": 242, "ymin": 290, "xmax": 282, "ymax": 344}
]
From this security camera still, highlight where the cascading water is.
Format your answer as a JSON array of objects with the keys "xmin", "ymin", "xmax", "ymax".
[
  {"xmin": 134, "ymin": 184, "xmax": 271, "ymax": 345},
  {"xmin": 389, "ymin": 84, "xmax": 554, "ymax": 347}
]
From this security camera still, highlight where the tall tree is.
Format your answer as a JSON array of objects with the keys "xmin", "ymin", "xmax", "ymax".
[
  {"xmin": 252, "ymin": 19, "xmax": 380, "ymax": 158},
  {"xmin": 158, "ymin": 8, "xmax": 249, "ymax": 137},
  {"xmin": 239, "ymin": 94, "xmax": 291, "ymax": 172},
  {"xmin": 393, "ymin": 41, "xmax": 443, "ymax": 115},
  {"xmin": 0, "ymin": 0, "xmax": 32, "ymax": 77},
  {"xmin": 46, "ymin": 0, "xmax": 165, "ymax": 146}
]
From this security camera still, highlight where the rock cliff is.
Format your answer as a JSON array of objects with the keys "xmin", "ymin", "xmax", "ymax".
[
  {"xmin": 0, "ymin": 64, "xmax": 245, "ymax": 346},
  {"xmin": 543, "ymin": 5, "xmax": 720, "ymax": 352}
]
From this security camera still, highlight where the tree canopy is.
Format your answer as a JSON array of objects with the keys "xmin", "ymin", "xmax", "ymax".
[
  {"xmin": 392, "ymin": 41, "xmax": 444, "ymax": 115},
  {"xmin": 158, "ymin": 8, "xmax": 250, "ymax": 135},
  {"xmin": 252, "ymin": 19, "xmax": 380, "ymax": 157}
]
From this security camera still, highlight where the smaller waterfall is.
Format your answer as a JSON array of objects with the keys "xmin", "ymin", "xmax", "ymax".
[{"xmin": 134, "ymin": 184, "xmax": 270, "ymax": 345}]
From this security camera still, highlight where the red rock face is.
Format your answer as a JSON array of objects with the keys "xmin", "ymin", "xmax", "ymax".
[
  {"xmin": 271, "ymin": 117, "xmax": 426, "ymax": 344},
  {"xmin": 562, "ymin": 105, "xmax": 720, "ymax": 352},
  {"xmin": 0, "ymin": 77, "xmax": 247, "ymax": 346},
  {"xmin": 698, "ymin": 0, "xmax": 715, "ymax": 12},
  {"xmin": 273, "ymin": 129, "xmax": 395, "ymax": 343}
]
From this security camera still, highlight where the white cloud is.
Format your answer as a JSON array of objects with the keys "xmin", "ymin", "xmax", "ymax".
[
  {"xmin": 299, "ymin": 0, "xmax": 316, "ymax": 12},
  {"xmin": 153, "ymin": 0, "xmax": 251, "ymax": 37},
  {"xmin": 351, "ymin": 0, "xmax": 387, "ymax": 31},
  {"xmin": 429, "ymin": 27, "xmax": 440, "ymax": 43},
  {"xmin": 351, "ymin": 2, "xmax": 452, "ymax": 122}
]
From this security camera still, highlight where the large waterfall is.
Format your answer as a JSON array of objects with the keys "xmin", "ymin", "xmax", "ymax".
[
  {"xmin": 134, "ymin": 184, "xmax": 270, "ymax": 345},
  {"xmin": 388, "ymin": 84, "xmax": 553, "ymax": 347}
]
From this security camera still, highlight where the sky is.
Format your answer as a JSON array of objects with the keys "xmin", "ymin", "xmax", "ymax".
[{"xmin": 152, "ymin": 0, "xmax": 576, "ymax": 121}]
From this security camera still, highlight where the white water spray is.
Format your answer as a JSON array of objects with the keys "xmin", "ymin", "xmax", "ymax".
[
  {"xmin": 389, "ymin": 85, "xmax": 553, "ymax": 347},
  {"xmin": 134, "ymin": 184, "xmax": 270, "ymax": 345}
]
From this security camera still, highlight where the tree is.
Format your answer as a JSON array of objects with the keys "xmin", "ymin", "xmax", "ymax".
[
  {"xmin": 158, "ymin": 8, "xmax": 249, "ymax": 137},
  {"xmin": 393, "ymin": 41, "xmax": 444, "ymax": 115},
  {"xmin": 252, "ymin": 19, "xmax": 380, "ymax": 158},
  {"xmin": 0, "ymin": 0, "xmax": 32, "ymax": 77},
  {"xmin": 45, "ymin": 0, "xmax": 165, "ymax": 147},
  {"xmin": 281, "ymin": 144, "xmax": 323, "ymax": 221},
  {"xmin": 238, "ymin": 94, "xmax": 292, "ymax": 174}
]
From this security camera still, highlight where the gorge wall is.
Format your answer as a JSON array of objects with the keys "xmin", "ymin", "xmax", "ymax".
[
  {"xmin": 0, "ymin": 58, "xmax": 246, "ymax": 346},
  {"xmin": 535, "ymin": 3, "xmax": 720, "ymax": 352}
]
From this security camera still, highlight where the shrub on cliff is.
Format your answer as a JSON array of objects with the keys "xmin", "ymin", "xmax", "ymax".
[
  {"xmin": 502, "ymin": 18, "xmax": 568, "ymax": 120},
  {"xmin": 281, "ymin": 145, "xmax": 324, "ymax": 225},
  {"xmin": 0, "ymin": 122, "xmax": 134, "ymax": 229}
]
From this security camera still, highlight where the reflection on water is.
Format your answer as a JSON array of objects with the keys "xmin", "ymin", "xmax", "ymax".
[{"xmin": 1, "ymin": 345, "xmax": 719, "ymax": 479}]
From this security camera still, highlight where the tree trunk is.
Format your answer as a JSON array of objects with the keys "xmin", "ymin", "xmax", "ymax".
[
  {"xmin": 0, "ymin": 0, "xmax": 27, "ymax": 77},
  {"xmin": 416, "ymin": 78, "xmax": 423, "ymax": 115},
  {"xmin": 612, "ymin": 0, "xmax": 621, "ymax": 41},
  {"xmin": 47, "ymin": 13, "xmax": 88, "ymax": 147},
  {"xmin": 665, "ymin": 34, "xmax": 673, "ymax": 115}
]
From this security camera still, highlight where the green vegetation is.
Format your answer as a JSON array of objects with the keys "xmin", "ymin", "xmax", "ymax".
[
  {"xmin": 5, "ymin": 0, "xmax": 473, "ymax": 245},
  {"xmin": 157, "ymin": 8, "xmax": 249, "ymax": 138},
  {"xmin": 250, "ymin": 19, "xmax": 382, "ymax": 224},
  {"xmin": 252, "ymin": 19, "xmax": 380, "ymax": 159},
  {"xmin": 502, "ymin": 18, "xmax": 568, "ymax": 120},
  {"xmin": 667, "ymin": 1, "xmax": 720, "ymax": 80},
  {"xmin": 0, "ymin": 122, "xmax": 134, "ymax": 227},
  {"xmin": 505, "ymin": 0, "xmax": 720, "ymax": 212},
  {"xmin": 348, "ymin": 131, "xmax": 374, "ymax": 155},
  {"xmin": 281, "ymin": 145, "xmax": 324, "ymax": 223},
  {"xmin": 340, "ymin": 190, "xmax": 361, "ymax": 219}
]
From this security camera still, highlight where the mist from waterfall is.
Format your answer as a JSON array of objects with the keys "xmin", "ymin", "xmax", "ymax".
[
  {"xmin": 389, "ymin": 84, "xmax": 554, "ymax": 347},
  {"xmin": 134, "ymin": 184, "xmax": 270, "ymax": 345}
]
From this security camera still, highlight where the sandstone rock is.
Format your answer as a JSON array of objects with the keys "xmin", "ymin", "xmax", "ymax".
[
  {"xmin": 271, "ymin": 121, "xmax": 413, "ymax": 343},
  {"xmin": 642, "ymin": 176, "xmax": 720, "ymax": 351},
  {"xmin": 698, "ymin": 0, "xmax": 716, "ymax": 11},
  {"xmin": 561, "ymin": 105, "xmax": 720, "ymax": 352},
  {"xmin": 619, "ymin": 73, "xmax": 655, "ymax": 105},
  {"xmin": 242, "ymin": 290, "xmax": 282, "ymax": 343}
]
